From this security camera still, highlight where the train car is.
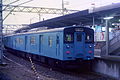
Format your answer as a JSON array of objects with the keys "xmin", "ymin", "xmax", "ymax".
[{"xmin": 4, "ymin": 26, "xmax": 94, "ymax": 68}]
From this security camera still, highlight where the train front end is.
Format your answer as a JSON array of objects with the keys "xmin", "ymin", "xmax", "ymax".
[{"xmin": 63, "ymin": 27, "xmax": 94, "ymax": 61}]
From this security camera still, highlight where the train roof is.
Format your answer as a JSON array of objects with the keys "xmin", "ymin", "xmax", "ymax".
[
  {"xmin": 5, "ymin": 27, "xmax": 64, "ymax": 37},
  {"xmin": 5, "ymin": 26, "xmax": 93, "ymax": 37}
]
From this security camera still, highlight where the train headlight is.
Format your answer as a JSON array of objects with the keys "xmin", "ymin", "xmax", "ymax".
[
  {"xmin": 89, "ymin": 45, "xmax": 92, "ymax": 48},
  {"xmin": 88, "ymin": 51, "xmax": 92, "ymax": 53},
  {"xmin": 66, "ymin": 44, "xmax": 70, "ymax": 49}
]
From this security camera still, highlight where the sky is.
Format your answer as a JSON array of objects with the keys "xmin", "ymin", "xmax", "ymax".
[{"xmin": 3, "ymin": 0, "xmax": 120, "ymax": 25}]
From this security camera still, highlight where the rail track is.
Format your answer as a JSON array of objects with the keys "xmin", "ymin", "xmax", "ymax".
[{"xmin": 3, "ymin": 52, "xmax": 116, "ymax": 80}]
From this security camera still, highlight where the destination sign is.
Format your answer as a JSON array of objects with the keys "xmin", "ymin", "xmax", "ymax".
[{"xmin": 75, "ymin": 28, "xmax": 84, "ymax": 32}]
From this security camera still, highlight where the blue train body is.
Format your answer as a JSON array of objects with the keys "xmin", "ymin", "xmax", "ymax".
[{"xmin": 4, "ymin": 26, "xmax": 94, "ymax": 66}]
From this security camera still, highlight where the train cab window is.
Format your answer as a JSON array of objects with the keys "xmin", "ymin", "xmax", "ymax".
[
  {"xmin": 48, "ymin": 36, "xmax": 52, "ymax": 47},
  {"xmin": 64, "ymin": 34, "xmax": 73, "ymax": 43},
  {"xmin": 77, "ymin": 33, "xmax": 82, "ymax": 41},
  {"xmin": 85, "ymin": 34, "xmax": 94, "ymax": 43},
  {"xmin": 30, "ymin": 36, "xmax": 36, "ymax": 45}
]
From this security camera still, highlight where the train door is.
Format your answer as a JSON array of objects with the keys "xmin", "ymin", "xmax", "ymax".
[
  {"xmin": 74, "ymin": 32, "xmax": 84, "ymax": 58},
  {"xmin": 39, "ymin": 35, "xmax": 43, "ymax": 54},
  {"xmin": 10, "ymin": 37, "xmax": 13, "ymax": 48},
  {"xmin": 56, "ymin": 34, "xmax": 60, "ymax": 56},
  {"xmin": 14, "ymin": 37, "xmax": 17, "ymax": 48},
  {"xmin": 25, "ymin": 36, "xmax": 27, "ymax": 50}
]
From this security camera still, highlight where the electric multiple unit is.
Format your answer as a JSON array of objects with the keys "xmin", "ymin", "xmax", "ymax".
[{"xmin": 4, "ymin": 26, "xmax": 94, "ymax": 68}]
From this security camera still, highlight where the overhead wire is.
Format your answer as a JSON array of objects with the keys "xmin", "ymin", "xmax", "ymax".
[
  {"xmin": 3, "ymin": 0, "xmax": 20, "ymax": 11},
  {"xmin": 3, "ymin": 0, "xmax": 33, "ymax": 21}
]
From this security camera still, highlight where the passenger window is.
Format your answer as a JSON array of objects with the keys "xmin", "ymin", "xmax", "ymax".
[
  {"xmin": 48, "ymin": 36, "xmax": 52, "ymax": 47},
  {"xmin": 30, "ymin": 36, "xmax": 36, "ymax": 45},
  {"xmin": 16, "ymin": 38, "xmax": 23, "ymax": 44},
  {"xmin": 77, "ymin": 33, "xmax": 82, "ymax": 41},
  {"xmin": 16, "ymin": 38, "xmax": 19, "ymax": 43},
  {"xmin": 19, "ymin": 38, "xmax": 23, "ymax": 44}
]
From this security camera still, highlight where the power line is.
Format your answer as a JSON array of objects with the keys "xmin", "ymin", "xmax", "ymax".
[
  {"xmin": 3, "ymin": 0, "xmax": 20, "ymax": 11},
  {"xmin": 3, "ymin": 5, "xmax": 79, "ymax": 14},
  {"xmin": 3, "ymin": 0, "xmax": 33, "ymax": 21}
]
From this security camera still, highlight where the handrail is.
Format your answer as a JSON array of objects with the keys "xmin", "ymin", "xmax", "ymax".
[
  {"xmin": 102, "ymin": 31, "xmax": 120, "ymax": 47},
  {"xmin": 101, "ymin": 30, "xmax": 120, "ymax": 54}
]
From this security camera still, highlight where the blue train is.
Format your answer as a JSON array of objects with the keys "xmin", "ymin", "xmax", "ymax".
[{"xmin": 4, "ymin": 26, "xmax": 94, "ymax": 68}]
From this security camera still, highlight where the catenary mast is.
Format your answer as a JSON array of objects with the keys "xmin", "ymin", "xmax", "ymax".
[{"xmin": 0, "ymin": 0, "xmax": 3, "ymax": 64}]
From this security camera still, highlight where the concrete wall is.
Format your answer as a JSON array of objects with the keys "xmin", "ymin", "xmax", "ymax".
[{"xmin": 92, "ymin": 57, "xmax": 120, "ymax": 79}]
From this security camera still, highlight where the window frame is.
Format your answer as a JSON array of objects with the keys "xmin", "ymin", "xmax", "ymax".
[
  {"xmin": 64, "ymin": 33, "xmax": 74, "ymax": 43},
  {"xmin": 30, "ymin": 36, "xmax": 36, "ymax": 45},
  {"xmin": 48, "ymin": 36, "xmax": 52, "ymax": 47},
  {"xmin": 85, "ymin": 33, "xmax": 94, "ymax": 43}
]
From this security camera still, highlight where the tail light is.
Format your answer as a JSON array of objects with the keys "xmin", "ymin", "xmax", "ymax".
[
  {"xmin": 88, "ymin": 51, "xmax": 92, "ymax": 53},
  {"xmin": 66, "ymin": 51, "xmax": 71, "ymax": 54}
]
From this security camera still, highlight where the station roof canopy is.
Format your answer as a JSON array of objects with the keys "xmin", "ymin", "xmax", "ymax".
[{"xmin": 15, "ymin": 3, "xmax": 120, "ymax": 33}]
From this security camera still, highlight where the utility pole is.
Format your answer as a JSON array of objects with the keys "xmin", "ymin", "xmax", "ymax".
[
  {"xmin": 91, "ymin": 3, "xmax": 95, "ymax": 28},
  {"xmin": 105, "ymin": 19, "xmax": 109, "ymax": 55},
  {"xmin": 0, "ymin": 0, "xmax": 3, "ymax": 64},
  {"xmin": 104, "ymin": 17, "xmax": 113, "ymax": 56},
  {"xmin": 62, "ymin": 0, "xmax": 64, "ymax": 15},
  {"xmin": 38, "ymin": 13, "xmax": 41, "ymax": 21},
  {"xmin": 62, "ymin": 0, "xmax": 69, "ymax": 16}
]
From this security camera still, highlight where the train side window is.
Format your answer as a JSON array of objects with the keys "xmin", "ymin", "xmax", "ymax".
[
  {"xmin": 16, "ymin": 38, "xmax": 19, "ymax": 43},
  {"xmin": 15, "ymin": 38, "xmax": 23, "ymax": 44},
  {"xmin": 48, "ymin": 36, "xmax": 52, "ymax": 47},
  {"xmin": 19, "ymin": 38, "xmax": 23, "ymax": 44},
  {"xmin": 77, "ymin": 33, "xmax": 82, "ymax": 41},
  {"xmin": 30, "ymin": 36, "xmax": 36, "ymax": 45}
]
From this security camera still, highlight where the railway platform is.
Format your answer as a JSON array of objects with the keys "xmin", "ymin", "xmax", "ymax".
[{"xmin": 94, "ymin": 50, "xmax": 120, "ymax": 79}]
